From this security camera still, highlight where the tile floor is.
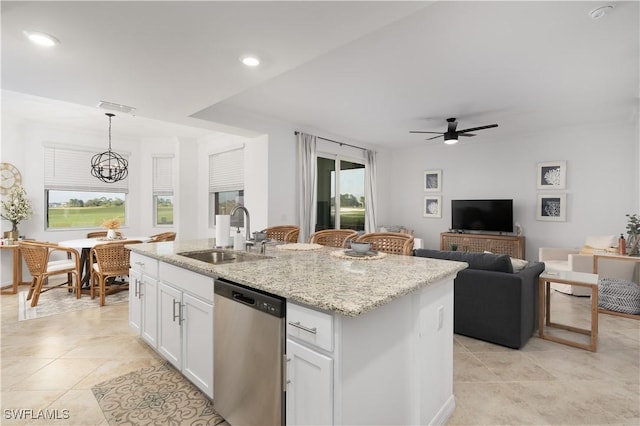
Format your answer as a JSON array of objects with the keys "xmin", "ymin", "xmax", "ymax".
[{"xmin": 1, "ymin": 286, "xmax": 639, "ymax": 425}]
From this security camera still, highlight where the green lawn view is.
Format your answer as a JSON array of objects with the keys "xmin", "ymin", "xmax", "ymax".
[
  {"xmin": 156, "ymin": 205, "xmax": 174, "ymax": 225},
  {"xmin": 48, "ymin": 206, "xmax": 126, "ymax": 228},
  {"xmin": 340, "ymin": 207, "xmax": 365, "ymax": 230}
]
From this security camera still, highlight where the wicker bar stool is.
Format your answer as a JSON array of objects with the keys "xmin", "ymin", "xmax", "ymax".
[
  {"xmin": 19, "ymin": 241, "xmax": 82, "ymax": 307},
  {"xmin": 355, "ymin": 232, "xmax": 415, "ymax": 256},
  {"xmin": 90, "ymin": 240, "xmax": 141, "ymax": 306},
  {"xmin": 308, "ymin": 229, "xmax": 358, "ymax": 248},
  {"xmin": 149, "ymin": 232, "xmax": 176, "ymax": 242},
  {"xmin": 264, "ymin": 225, "xmax": 300, "ymax": 243}
]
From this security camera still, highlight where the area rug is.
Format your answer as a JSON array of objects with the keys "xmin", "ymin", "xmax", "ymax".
[
  {"xmin": 92, "ymin": 362, "xmax": 227, "ymax": 426},
  {"xmin": 18, "ymin": 288, "xmax": 128, "ymax": 321}
]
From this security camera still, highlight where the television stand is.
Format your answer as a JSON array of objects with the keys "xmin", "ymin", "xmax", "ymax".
[{"xmin": 440, "ymin": 232, "xmax": 525, "ymax": 259}]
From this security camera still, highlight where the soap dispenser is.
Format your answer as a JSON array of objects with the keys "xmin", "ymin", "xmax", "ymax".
[
  {"xmin": 619, "ymin": 234, "xmax": 626, "ymax": 255},
  {"xmin": 233, "ymin": 227, "xmax": 244, "ymax": 251}
]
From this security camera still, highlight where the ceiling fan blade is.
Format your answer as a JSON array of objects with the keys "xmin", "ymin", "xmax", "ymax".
[
  {"xmin": 458, "ymin": 133, "xmax": 475, "ymax": 137},
  {"xmin": 457, "ymin": 124, "xmax": 498, "ymax": 133},
  {"xmin": 426, "ymin": 135, "xmax": 443, "ymax": 141},
  {"xmin": 409, "ymin": 131, "xmax": 444, "ymax": 134}
]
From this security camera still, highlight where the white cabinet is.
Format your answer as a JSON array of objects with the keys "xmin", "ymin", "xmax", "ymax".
[
  {"xmin": 157, "ymin": 262, "xmax": 214, "ymax": 399},
  {"xmin": 286, "ymin": 302, "xmax": 334, "ymax": 426},
  {"xmin": 129, "ymin": 253, "xmax": 158, "ymax": 347},
  {"xmin": 286, "ymin": 339, "xmax": 333, "ymax": 426}
]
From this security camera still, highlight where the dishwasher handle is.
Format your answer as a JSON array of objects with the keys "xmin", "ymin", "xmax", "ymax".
[{"xmin": 232, "ymin": 291, "xmax": 256, "ymax": 306}]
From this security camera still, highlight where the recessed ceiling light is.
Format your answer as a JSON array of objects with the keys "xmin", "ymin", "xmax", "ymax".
[
  {"xmin": 240, "ymin": 55, "xmax": 260, "ymax": 67},
  {"xmin": 23, "ymin": 30, "xmax": 59, "ymax": 47},
  {"xmin": 589, "ymin": 5, "xmax": 614, "ymax": 20}
]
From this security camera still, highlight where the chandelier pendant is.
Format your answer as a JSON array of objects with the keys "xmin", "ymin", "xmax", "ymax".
[{"xmin": 91, "ymin": 113, "xmax": 128, "ymax": 183}]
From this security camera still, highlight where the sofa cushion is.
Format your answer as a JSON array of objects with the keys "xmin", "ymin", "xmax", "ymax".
[
  {"xmin": 510, "ymin": 258, "xmax": 529, "ymax": 273},
  {"xmin": 414, "ymin": 249, "xmax": 514, "ymax": 273}
]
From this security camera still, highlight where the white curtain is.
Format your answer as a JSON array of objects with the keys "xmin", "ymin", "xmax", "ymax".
[
  {"xmin": 364, "ymin": 149, "xmax": 377, "ymax": 233},
  {"xmin": 297, "ymin": 132, "xmax": 317, "ymax": 242}
]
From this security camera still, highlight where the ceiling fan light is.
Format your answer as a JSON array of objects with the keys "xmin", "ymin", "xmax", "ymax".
[
  {"xmin": 240, "ymin": 55, "xmax": 260, "ymax": 67},
  {"xmin": 444, "ymin": 138, "xmax": 458, "ymax": 145}
]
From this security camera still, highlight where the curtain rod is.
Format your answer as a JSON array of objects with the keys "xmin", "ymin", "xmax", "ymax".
[{"xmin": 294, "ymin": 131, "xmax": 367, "ymax": 152}]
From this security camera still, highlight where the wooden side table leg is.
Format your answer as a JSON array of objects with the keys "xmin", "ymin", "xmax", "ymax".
[
  {"xmin": 591, "ymin": 284, "xmax": 598, "ymax": 351},
  {"xmin": 12, "ymin": 247, "xmax": 20, "ymax": 294},
  {"xmin": 538, "ymin": 279, "xmax": 545, "ymax": 337},
  {"xmin": 545, "ymin": 281, "xmax": 551, "ymax": 326}
]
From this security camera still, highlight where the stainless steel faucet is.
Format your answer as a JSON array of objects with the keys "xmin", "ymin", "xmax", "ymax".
[{"xmin": 229, "ymin": 205, "xmax": 251, "ymax": 242}]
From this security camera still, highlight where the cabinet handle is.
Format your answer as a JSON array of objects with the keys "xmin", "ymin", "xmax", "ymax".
[
  {"xmin": 134, "ymin": 261, "xmax": 145, "ymax": 267},
  {"xmin": 283, "ymin": 355, "xmax": 290, "ymax": 391},
  {"xmin": 134, "ymin": 278, "xmax": 139, "ymax": 297},
  {"xmin": 288, "ymin": 321, "xmax": 317, "ymax": 334},
  {"xmin": 173, "ymin": 299, "xmax": 180, "ymax": 322},
  {"xmin": 178, "ymin": 303, "xmax": 185, "ymax": 325}
]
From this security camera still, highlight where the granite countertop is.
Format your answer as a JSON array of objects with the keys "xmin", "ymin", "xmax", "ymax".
[{"xmin": 128, "ymin": 239, "xmax": 467, "ymax": 317}]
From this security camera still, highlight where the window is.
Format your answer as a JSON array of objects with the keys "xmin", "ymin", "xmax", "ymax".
[
  {"xmin": 316, "ymin": 156, "xmax": 365, "ymax": 231},
  {"xmin": 153, "ymin": 156, "xmax": 174, "ymax": 226},
  {"xmin": 44, "ymin": 146, "xmax": 128, "ymax": 229},
  {"xmin": 209, "ymin": 148, "xmax": 244, "ymax": 228}
]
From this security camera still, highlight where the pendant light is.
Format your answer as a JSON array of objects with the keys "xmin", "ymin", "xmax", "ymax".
[{"xmin": 91, "ymin": 113, "xmax": 128, "ymax": 183}]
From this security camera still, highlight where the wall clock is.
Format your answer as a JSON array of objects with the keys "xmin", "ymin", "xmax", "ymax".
[{"xmin": 0, "ymin": 162, "xmax": 22, "ymax": 195}]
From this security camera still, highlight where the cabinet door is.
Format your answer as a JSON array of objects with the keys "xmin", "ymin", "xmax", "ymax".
[
  {"xmin": 286, "ymin": 339, "xmax": 333, "ymax": 426},
  {"xmin": 158, "ymin": 283, "xmax": 183, "ymax": 369},
  {"xmin": 140, "ymin": 275, "xmax": 158, "ymax": 348},
  {"xmin": 182, "ymin": 293, "xmax": 214, "ymax": 399},
  {"xmin": 128, "ymin": 269, "xmax": 142, "ymax": 334}
]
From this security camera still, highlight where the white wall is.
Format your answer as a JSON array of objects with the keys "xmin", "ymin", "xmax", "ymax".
[{"xmin": 387, "ymin": 121, "xmax": 638, "ymax": 260}]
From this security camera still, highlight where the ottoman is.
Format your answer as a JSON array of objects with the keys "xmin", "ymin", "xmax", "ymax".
[{"xmin": 598, "ymin": 278, "xmax": 640, "ymax": 315}]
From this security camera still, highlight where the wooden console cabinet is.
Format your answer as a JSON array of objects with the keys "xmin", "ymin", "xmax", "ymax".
[{"xmin": 440, "ymin": 232, "xmax": 525, "ymax": 259}]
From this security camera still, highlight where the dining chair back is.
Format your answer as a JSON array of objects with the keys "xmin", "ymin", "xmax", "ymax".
[
  {"xmin": 149, "ymin": 232, "xmax": 176, "ymax": 242},
  {"xmin": 18, "ymin": 241, "xmax": 81, "ymax": 307},
  {"xmin": 308, "ymin": 229, "xmax": 358, "ymax": 248},
  {"xmin": 355, "ymin": 232, "xmax": 415, "ymax": 256},
  {"xmin": 90, "ymin": 240, "xmax": 141, "ymax": 306},
  {"xmin": 87, "ymin": 231, "xmax": 123, "ymax": 239},
  {"xmin": 264, "ymin": 225, "xmax": 300, "ymax": 243}
]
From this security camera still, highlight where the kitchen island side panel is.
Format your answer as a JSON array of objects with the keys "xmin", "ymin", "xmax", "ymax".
[{"xmin": 336, "ymin": 277, "xmax": 455, "ymax": 425}]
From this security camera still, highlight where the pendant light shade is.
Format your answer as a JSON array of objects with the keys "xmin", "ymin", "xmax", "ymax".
[{"xmin": 91, "ymin": 113, "xmax": 128, "ymax": 183}]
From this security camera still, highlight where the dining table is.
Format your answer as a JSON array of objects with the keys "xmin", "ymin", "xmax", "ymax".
[{"xmin": 58, "ymin": 236, "xmax": 152, "ymax": 289}]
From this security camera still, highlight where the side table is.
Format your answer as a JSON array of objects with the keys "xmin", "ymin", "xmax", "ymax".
[
  {"xmin": 0, "ymin": 244, "xmax": 29, "ymax": 294},
  {"xmin": 538, "ymin": 270, "xmax": 600, "ymax": 352}
]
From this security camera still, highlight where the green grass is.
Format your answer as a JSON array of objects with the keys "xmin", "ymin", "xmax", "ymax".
[
  {"xmin": 156, "ymin": 205, "xmax": 174, "ymax": 225},
  {"xmin": 48, "ymin": 206, "xmax": 126, "ymax": 228},
  {"xmin": 340, "ymin": 207, "xmax": 365, "ymax": 230}
]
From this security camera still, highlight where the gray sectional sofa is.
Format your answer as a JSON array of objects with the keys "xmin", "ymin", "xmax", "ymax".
[{"xmin": 414, "ymin": 249, "xmax": 545, "ymax": 349}]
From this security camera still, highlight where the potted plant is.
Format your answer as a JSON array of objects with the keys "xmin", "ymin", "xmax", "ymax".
[
  {"xmin": 102, "ymin": 217, "xmax": 122, "ymax": 239},
  {"xmin": 1, "ymin": 185, "xmax": 33, "ymax": 240},
  {"xmin": 626, "ymin": 214, "xmax": 640, "ymax": 256}
]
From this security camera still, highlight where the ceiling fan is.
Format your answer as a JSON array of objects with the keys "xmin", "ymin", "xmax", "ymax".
[{"xmin": 410, "ymin": 117, "xmax": 498, "ymax": 144}]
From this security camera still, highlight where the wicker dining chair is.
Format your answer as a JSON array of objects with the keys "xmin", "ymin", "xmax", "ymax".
[
  {"xmin": 264, "ymin": 225, "xmax": 300, "ymax": 243},
  {"xmin": 149, "ymin": 232, "xmax": 176, "ymax": 242},
  {"xmin": 89, "ymin": 240, "xmax": 141, "ymax": 306},
  {"xmin": 19, "ymin": 241, "xmax": 82, "ymax": 307},
  {"xmin": 355, "ymin": 232, "xmax": 415, "ymax": 256},
  {"xmin": 86, "ymin": 231, "xmax": 123, "ymax": 239},
  {"xmin": 308, "ymin": 229, "xmax": 358, "ymax": 248}
]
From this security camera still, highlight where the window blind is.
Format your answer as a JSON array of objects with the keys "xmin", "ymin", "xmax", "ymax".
[
  {"xmin": 153, "ymin": 156, "xmax": 174, "ymax": 195},
  {"xmin": 209, "ymin": 148, "xmax": 244, "ymax": 193},
  {"xmin": 44, "ymin": 146, "xmax": 129, "ymax": 192}
]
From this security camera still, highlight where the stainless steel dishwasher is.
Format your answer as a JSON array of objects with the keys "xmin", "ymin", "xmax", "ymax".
[{"xmin": 214, "ymin": 278, "xmax": 286, "ymax": 426}]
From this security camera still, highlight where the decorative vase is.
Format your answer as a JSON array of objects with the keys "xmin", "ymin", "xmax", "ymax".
[
  {"xmin": 629, "ymin": 234, "xmax": 640, "ymax": 256},
  {"xmin": 107, "ymin": 229, "xmax": 117, "ymax": 240},
  {"xmin": 4, "ymin": 223, "xmax": 18, "ymax": 240}
]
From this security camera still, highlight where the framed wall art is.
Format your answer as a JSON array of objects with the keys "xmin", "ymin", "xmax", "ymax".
[
  {"xmin": 537, "ymin": 161, "xmax": 566, "ymax": 190},
  {"xmin": 536, "ymin": 193, "xmax": 566, "ymax": 222},
  {"xmin": 424, "ymin": 169, "xmax": 442, "ymax": 192},
  {"xmin": 423, "ymin": 195, "xmax": 442, "ymax": 218}
]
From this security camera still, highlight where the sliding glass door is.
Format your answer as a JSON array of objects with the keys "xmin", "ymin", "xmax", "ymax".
[{"xmin": 316, "ymin": 157, "xmax": 365, "ymax": 231}]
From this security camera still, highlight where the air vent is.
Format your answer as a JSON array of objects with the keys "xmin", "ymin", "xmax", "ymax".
[{"xmin": 97, "ymin": 101, "xmax": 136, "ymax": 114}]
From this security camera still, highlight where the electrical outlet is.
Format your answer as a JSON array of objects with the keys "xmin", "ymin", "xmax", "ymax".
[{"xmin": 437, "ymin": 306, "xmax": 444, "ymax": 330}]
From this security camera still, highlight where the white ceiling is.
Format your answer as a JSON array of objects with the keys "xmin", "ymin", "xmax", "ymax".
[{"xmin": 2, "ymin": 1, "xmax": 638, "ymax": 147}]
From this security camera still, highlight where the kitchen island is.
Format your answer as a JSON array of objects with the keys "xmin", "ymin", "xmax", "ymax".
[{"xmin": 128, "ymin": 239, "xmax": 467, "ymax": 425}]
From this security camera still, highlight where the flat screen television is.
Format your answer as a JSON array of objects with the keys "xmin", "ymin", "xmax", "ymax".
[{"xmin": 451, "ymin": 199, "xmax": 513, "ymax": 233}]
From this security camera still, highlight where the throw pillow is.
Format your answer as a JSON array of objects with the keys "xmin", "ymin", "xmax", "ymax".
[
  {"xmin": 584, "ymin": 235, "xmax": 617, "ymax": 249},
  {"xmin": 510, "ymin": 257, "xmax": 529, "ymax": 273}
]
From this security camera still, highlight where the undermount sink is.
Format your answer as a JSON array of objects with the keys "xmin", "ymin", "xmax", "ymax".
[{"xmin": 177, "ymin": 249, "xmax": 270, "ymax": 265}]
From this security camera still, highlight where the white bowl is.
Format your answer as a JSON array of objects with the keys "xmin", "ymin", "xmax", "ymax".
[{"xmin": 350, "ymin": 242, "xmax": 371, "ymax": 254}]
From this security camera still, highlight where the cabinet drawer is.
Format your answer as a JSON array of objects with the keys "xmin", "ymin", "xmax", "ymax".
[
  {"xmin": 287, "ymin": 302, "xmax": 333, "ymax": 352},
  {"xmin": 159, "ymin": 262, "xmax": 214, "ymax": 303},
  {"xmin": 130, "ymin": 253, "xmax": 159, "ymax": 277}
]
